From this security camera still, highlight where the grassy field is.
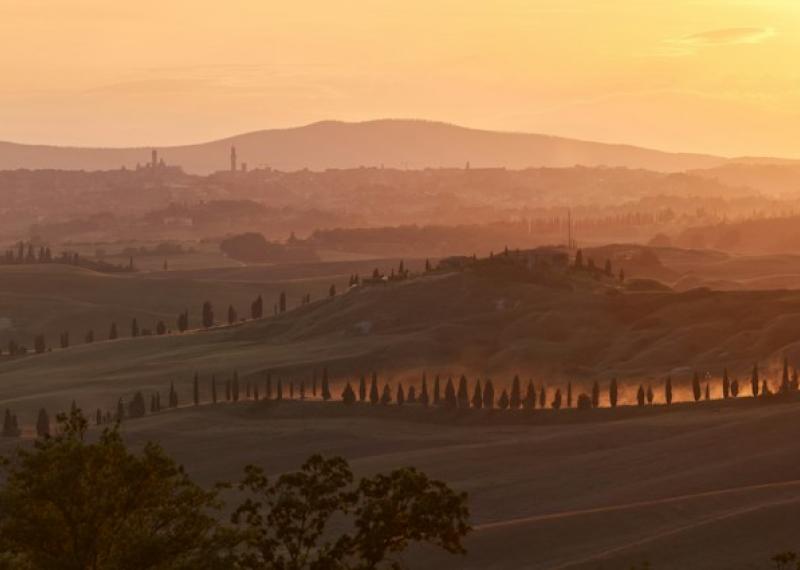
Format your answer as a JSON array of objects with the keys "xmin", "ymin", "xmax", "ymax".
[{"xmin": 2, "ymin": 397, "xmax": 796, "ymax": 569}]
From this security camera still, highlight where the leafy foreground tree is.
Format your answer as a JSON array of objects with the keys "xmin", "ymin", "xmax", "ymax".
[
  {"xmin": 233, "ymin": 455, "xmax": 470, "ymax": 570},
  {"xmin": 0, "ymin": 408, "xmax": 229, "ymax": 569},
  {"xmin": 0, "ymin": 411, "xmax": 470, "ymax": 570}
]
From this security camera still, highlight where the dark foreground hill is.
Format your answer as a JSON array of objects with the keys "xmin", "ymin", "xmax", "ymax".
[{"xmin": 0, "ymin": 119, "xmax": 734, "ymax": 174}]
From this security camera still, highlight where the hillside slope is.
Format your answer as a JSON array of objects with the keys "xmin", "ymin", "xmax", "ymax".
[{"xmin": 0, "ymin": 120, "xmax": 732, "ymax": 174}]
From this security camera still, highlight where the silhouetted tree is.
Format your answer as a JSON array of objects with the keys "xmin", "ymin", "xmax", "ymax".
[
  {"xmin": 523, "ymin": 380, "xmax": 536, "ymax": 410},
  {"xmin": 483, "ymin": 379, "xmax": 495, "ymax": 409},
  {"xmin": 609, "ymin": 378, "xmax": 618, "ymax": 408},
  {"xmin": 722, "ymin": 369, "xmax": 730, "ymax": 399},
  {"xmin": 369, "ymin": 374, "xmax": 379, "ymax": 405},
  {"xmin": 604, "ymin": 259, "xmax": 613, "ymax": 276},
  {"xmin": 567, "ymin": 382, "xmax": 573, "ymax": 408},
  {"xmin": 202, "ymin": 302, "xmax": 214, "ymax": 328},
  {"xmin": 33, "ymin": 334, "xmax": 45, "ymax": 354},
  {"xmin": 539, "ymin": 386, "xmax": 546, "ymax": 408},
  {"xmin": 591, "ymin": 381, "xmax": 600, "ymax": 408},
  {"xmin": 457, "ymin": 375, "xmax": 469, "ymax": 408},
  {"xmin": 329, "ymin": 284, "xmax": 336, "ymax": 297},
  {"xmin": 129, "ymin": 391, "xmax": 146, "ymax": 418},
  {"xmin": 574, "ymin": 249, "xmax": 583, "ymax": 269},
  {"xmin": 341, "ymin": 382, "xmax": 356, "ymax": 404},
  {"xmin": 266, "ymin": 373, "xmax": 273, "ymax": 401},
  {"xmin": 232, "ymin": 371, "xmax": 240, "ymax": 402},
  {"xmin": 761, "ymin": 380, "xmax": 771, "ymax": 397},
  {"xmin": 313, "ymin": 371, "xmax": 318, "ymax": 397},
  {"xmin": 36, "ymin": 408, "xmax": 49, "ymax": 438},
  {"xmin": 498, "ymin": 389, "xmax": 510, "ymax": 410},
  {"xmin": 276, "ymin": 379, "xmax": 283, "ymax": 401},
  {"xmin": 212, "ymin": 375, "xmax": 218, "ymax": 404},
  {"xmin": 228, "ymin": 305, "xmax": 237, "ymax": 325},
  {"xmin": 577, "ymin": 393, "xmax": 592, "ymax": 410},
  {"xmin": 420, "ymin": 373, "xmax": 430, "ymax": 406},
  {"xmin": 407, "ymin": 385, "xmax": 417, "ymax": 404},
  {"xmin": 131, "ymin": 318, "xmax": 139, "ymax": 338},
  {"xmin": 751, "ymin": 364, "xmax": 760, "ymax": 397},
  {"xmin": 433, "ymin": 375, "xmax": 441, "ymax": 406},
  {"xmin": 156, "ymin": 320, "xmax": 166, "ymax": 335},
  {"xmin": 321, "ymin": 367, "xmax": 331, "ymax": 401},
  {"xmin": 381, "ymin": 384, "xmax": 392, "ymax": 405},
  {"xmin": 168, "ymin": 382, "xmax": 178, "ymax": 408},
  {"xmin": 396, "ymin": 383, "xmax": 405, "ymax": 406},
  {"xmin": 279, "ymin": 292, "xmax": 287, "ymax": 313},
  {"xmin": 692, "ymin": 372, "xmax": 702, "ymax": 402},
  {"xmin": 551, "ymin": 389, "xmax": 562, "ymax": 410},
  {"xmin": 793, "ymin": 368, "xmax": 800, "ymax": 391},
  {"xmin": 731, "ymin": 378, "xmax": 739, "ymax": 397},
  {"xmin": 251, "ymin": 295, "xmax": 263, "ymax": 319},
  {"xmin": 108, "ymin": 322, "xmax": 118, "ymax": 340},
  {"xmin": 781, "ymin": 357, "xmax": 791, "ymax": 393},
  {"xmin": 471, "ymin": 380, "xmax": 483, "ymax": 409},
  {"xmin": 619, "ymin": 268, "xmax": 625, "ymax": 283},
  {"xmin": 510, "ymin": 375, "xmax": 521, "ymax": 409},
  {"xmin": 2, "ymin": 409, "xmax": 20, "ymax": 437},
  {"xmin": 705, "ymin": 383, "xmax": 710, "ymax": 401},
  {"xmin": 637, "ymin": 385, "xmax": 645, "ymax": 407},
  {"xmin": 359, "ymin": 375, "xmax": 366, "ymax": 402},
  {"xmin": 444, "ymin": 377, "xmax": 457, "ymax": 408},
  {"xmin": 59, "ymin": 331, "xmax": 69, "ymax": 349},
  {"xmin": 646, "ymin": 385, "xmax": 654, "ymax": 405},
  {"xmin": 177, "ymin": 310, "xmax": 189, "ymax": 332},
  {"xmin": 193, "ymin": 373, "xmax": 199, "ymax": 406},
  {"xmin": 665, "ymin": 376, "xmax": 673, "ymax": 405}
]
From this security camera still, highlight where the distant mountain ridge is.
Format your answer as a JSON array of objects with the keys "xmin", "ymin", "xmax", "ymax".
[{"xmin": 0, "ymin": 119, "xmax": 792, "ymax": 174}]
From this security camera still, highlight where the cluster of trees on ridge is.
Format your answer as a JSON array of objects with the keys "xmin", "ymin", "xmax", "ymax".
[
  {"xmin": 1, "ymin": 240, "xmax": 135, "ymax": 273},
  {"xmin": 0, "ymin": 408, "xmax": 470, "ymax": 568}
]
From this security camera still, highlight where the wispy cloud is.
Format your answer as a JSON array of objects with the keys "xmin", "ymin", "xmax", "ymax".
[{"xmin": 676, "ymin": 27, "xmax": 776, "ymax": 46}]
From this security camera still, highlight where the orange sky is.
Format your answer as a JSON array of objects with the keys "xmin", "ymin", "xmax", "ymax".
[{"xmin": 1, "ymin": 0, "xmax": 799, "ymax": 157}]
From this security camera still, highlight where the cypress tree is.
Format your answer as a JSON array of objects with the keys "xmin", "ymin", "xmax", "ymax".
[
  {"xmin": 722, "ymin": 369, "xmax": 730, "ymax": 399},
  {"xmin": 396, "ymin": 383, "xmax": 405, "ymax": 406},
  {"xmin": 109, "ymin": 322, "xmax": 118, "ymax": 340},
  {"xmin": 419, "ymin": 373, "xmax": 430, "ymax": 406},
  {"xmin": 567, "ymin": 382, "xmax": 573, "ymax": 408},
  {"xmin": 193, "ymin": 373, "xmax": 199, "ymax": 406},
  {"xmin": 524, "ymin": 379, "xmax": 536, "ymax": 410},
  {"xmin": 498, "ymin": 389, "xmax": 510, "ymax": 410},
  {"xmin": 433, "ymin": 375, "xmax": 441, "ymax": 406},
  {"xmin": 457, "ymin": 375, "xmax": 469, "ymax": 408},
  {"xmin": 646, "ymin": 385, "xmax": 654, "ymax": 405},
  {"xmin": 289, "ymin": 382, "xmax": 294, "ymax": 399},
  {"xmin": 312, "ymin": 370, "xmax": 318, "ymax": 397},
  {"xmin": 483, "ymin": 379, "xmax": 495, "ymax": 409},
  {"xmin": 781, "ymin": 357, "xmax": 791, "ymax": 393},
  {"xmin": 705, "ymin": 383, "xmax": 710, "ymax": 401},
  {"xmin": 232, "ymin": 371, "xmax": 240, "ymax": 402},
  {"xmin": 637, "ymin": 385, "xmax": 645, "ymax": 407},
  {"xmin": 792, "ymin": 368, "xmax": 799, "ymax": 391},
  {"xmin": 211, "ymin": 375, "xmax": 218, "ymax": 404},
  {"xmin": 36, "ymin": 408, "xmax": 49, "ymax": 437},
  {"xmin": 266, "ymin": 373, "xmax": 273, "ymax": 401},
  {"xmin": 299, "ymin": 381, "xmax": 305, "ymax": 400},
  {"xmin": 552, "ymin": 388, "xmax": 563, "ymax": 410},
  {"xmin": 472, "ymin": 379, "xmax": 483, "ymax": 409},
  {"xmin": 225, "ymin": 380, "xmax": 231, "ymax": 401},
  {"xmin": 665, "ymin": 376, "xmax": 673, "ymax": 405},
  {"xmin": 369, "ymin": 374, "xmax": 379, "ymax": 404},
  {"xmin": 228, "ymin": 305, "xmax": 237, "ymax": 325},
  {"xmin": 591, "ymin": 381, "xmax": 600, "ymax": 408},
  {"xmin": 609, "ymin": 378, "xmax": 618, "ymax": 408},
  {"xmin": 202, "ymin": 301, "xmax": 214, "ymax": 328},
  {"xmin": 407, "ymin": 385, "xmax": 417, "ymax": 404},
  {"xmin": 692, "ymin": 372, "xmax": 702, "ymax": 402},
  {"xmin": 156, "ymin": 392, "xmax": 161, "ymax": 411},
  {"xmin": 539, "ymin": 386, "xmax": 546, "ymax": 408},
  {"xmin": 246, "ymin": 381, "xmax": 251, "ymax": 399},
  {"xmin": 341, "ymin": 382, "xmax": 356, "ymax": 404},
  {"xmin": 381, "ymin": 384, "xmax": 392, "ymax": 405},
  {"xmin": 116, "ymin": 399, "xmax": 125, "ymax": 422},
  {"xmin": 131, "ymin": 318, "xmax": 139, "ymax": 337},
  {"xmin": 96, "ymin": 408, "xmax": 102, "ymax": 426},
  {"xmin": 761, "ymin": 380, "xmax": 770, "ymax": 397},
  {"xmin": 129, "ymin": 391, "xmax": 146, "ymax": 418},
  {"xmin": 510, "ymin": 375, "xmax": 521, "ymax": 409},
  {"xmin": 359, "ymin": 375, "xmax": 366, "ymax": 402},
  {"xmin": 444, "ymin": 377, "xmax": 457, "ymax": 408},
  {"xmin": 731, "ymin": 379, "xmax": 740, "ymax": 398},
  {"xmin": 751, "ymin": 364, "xmax": 760, "ymax": 397},
  {"xmin": 279, "ymin": 292, "xmax": 287, "ymax": 313},
  {"xmin": 169, "ymin": 382, "xmax": 178, "ymax": 408},
  {"xmin": 277, "ymin": 379, "xmax": 283, "ymax": 401},
  {"xmin": 321, "ymin": 367, "xmax": 331, "ymax": 401},
  {"xmin": 85, "ymin": 329, "xmax": 94, "ymax": 344},
  {"xmin": 254, "ymin": 382, "xmax": 260, "ymax": 401}
]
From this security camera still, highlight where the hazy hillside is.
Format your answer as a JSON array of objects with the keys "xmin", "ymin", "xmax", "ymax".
[{"xmin": 0, "ymin": 120, "xmax": 733, "ymax": 174}]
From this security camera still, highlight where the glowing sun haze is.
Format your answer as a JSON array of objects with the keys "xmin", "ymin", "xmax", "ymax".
[{"xmin": 1, "ymin": 0, "xmax": 799, "ymax": 157}]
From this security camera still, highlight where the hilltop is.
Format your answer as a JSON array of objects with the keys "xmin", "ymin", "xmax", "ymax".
[{"xmin": 0, "ymin": 119, "xmax": 743, "ymax": 174}]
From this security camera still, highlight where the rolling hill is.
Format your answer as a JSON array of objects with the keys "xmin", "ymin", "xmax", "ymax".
[{"xmin": 0, "ymin": 119, "xmax": 737, "ymax": 174}]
